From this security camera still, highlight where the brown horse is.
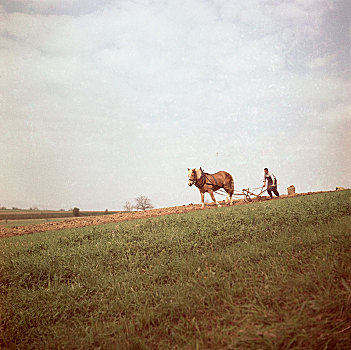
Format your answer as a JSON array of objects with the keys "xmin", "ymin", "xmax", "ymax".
[{"xmin": 187, "ymin": 168, "xmax": 234, "ymax": 209}]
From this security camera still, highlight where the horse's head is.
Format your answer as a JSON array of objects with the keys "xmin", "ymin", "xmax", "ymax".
[{"xmin": 187, "ymin": 168, "xmax": 196, "ymax": 186}]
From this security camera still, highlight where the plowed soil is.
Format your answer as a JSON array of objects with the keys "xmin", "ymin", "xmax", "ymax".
[{"xmin": 0, "ymin": 192, "xmax": 332, "ymax": 238}]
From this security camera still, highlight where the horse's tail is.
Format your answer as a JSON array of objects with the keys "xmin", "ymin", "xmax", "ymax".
[{"xmin": 228, "ymin": 173, "xmax": 234, "ymax": 194}]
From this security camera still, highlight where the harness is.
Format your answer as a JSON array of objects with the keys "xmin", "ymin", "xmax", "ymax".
[
  {"xmin": 194, "ymin": 169, "xmax": 220, "ymax": 190},
  {"xmin": 195, "ymin": 171, "xmax": 206, "ymax": 188}
]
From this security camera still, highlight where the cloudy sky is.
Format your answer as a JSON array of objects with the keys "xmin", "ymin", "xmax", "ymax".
[{"xmin": 1, "ymin": 0, "xmax": 350, "ymax": 210}]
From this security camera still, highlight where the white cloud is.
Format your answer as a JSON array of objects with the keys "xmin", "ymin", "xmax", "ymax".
[
  {"xmin": 0, "ymin": 0, "xmax": 350, "ymax": 209},
  {"xmin": 0, "ymin": 0, "xmax": 112, "ymax": 15}
]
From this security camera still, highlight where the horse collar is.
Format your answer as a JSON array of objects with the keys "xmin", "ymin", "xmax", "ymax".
[{"xmin": 195, "ymin": 170, "xmax": 206, "ymax": 188}]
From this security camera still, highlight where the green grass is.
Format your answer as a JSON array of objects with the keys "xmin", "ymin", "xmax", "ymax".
[
  {"xmin": 0, "ymin": 218, "xmax": 71, "ymax": 227},
  {"xmin": 0, "ymin": 210, "xmax": 119, "ymax": 221},
  {"xmin": 1, "ymin": 191, "xmax": 351, "ymax": 349}
]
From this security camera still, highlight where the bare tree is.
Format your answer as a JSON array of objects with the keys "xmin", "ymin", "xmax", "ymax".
[
  {"xmin": 123, "ymin": 201, "xmax": 134, "ymax": 211},
  {"xmin": 134, "ymin": 196, "xmax": 154, "ymax": 211}
]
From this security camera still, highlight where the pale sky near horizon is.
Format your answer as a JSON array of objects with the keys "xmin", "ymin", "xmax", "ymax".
[{"xmin": 1, "ymin": 0, "xmax": 350, "ymax": 210}]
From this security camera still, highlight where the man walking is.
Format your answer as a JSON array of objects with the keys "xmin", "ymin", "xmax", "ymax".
[{"xmin": 263, "ymin": 168, "xmax": 279, "ymax": 199}]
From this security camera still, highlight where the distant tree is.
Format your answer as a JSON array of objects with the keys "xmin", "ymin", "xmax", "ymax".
[
  {"xmin": 134, "ymin": 196, "xmax": 154, "ymax": 211},
  {"xmin": 59, "ymin": 209, "xmax": 65, "ymax": 211},
  {"xmin": 104, "ymin": 209, "xmax": 109, "ymax": 215},
  {"xmin": 72, "ymin": 207, "xmax": 80, "ymax": 217},
  {"xmin": 12, "ymin": 207, "xmax": 19, "ymax": 210},
  {"xmin": 123, "ymin": 201, "xmax": 134, "ymax": 211},
  {"xmin": 0, "ymin": 206, "xmax": 7, "ymax": 210}
]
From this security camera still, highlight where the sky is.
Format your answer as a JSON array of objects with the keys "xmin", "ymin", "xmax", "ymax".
[{"xmin": 0, "ymin": 0, "xmax": 350, "ymax": 210}]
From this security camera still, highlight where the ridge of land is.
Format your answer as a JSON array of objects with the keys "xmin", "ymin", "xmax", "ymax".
[{"xmin": 0, "ymin": 191, "xmax": 338, "ymax": 238}]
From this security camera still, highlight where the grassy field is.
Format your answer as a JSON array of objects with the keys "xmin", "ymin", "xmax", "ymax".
[
  {"xmin": 0, "ymin": 210, "xmax": 120, "ymax": 221},
  {"xmin": 1, "ymin": 191, "xmax": 351, "ymax": 349},
  {"xmin": 0, "ymin": 218, "xmax": 72, "ymax": 228}
]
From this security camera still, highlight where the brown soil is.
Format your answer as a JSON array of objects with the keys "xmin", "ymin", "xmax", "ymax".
[{"xmin": 0, "ymin": 191, "xmax": 332, "ymax": 239}]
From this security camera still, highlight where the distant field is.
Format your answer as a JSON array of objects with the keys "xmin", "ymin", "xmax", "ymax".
[
  {"xmin": 0, "ymin": 209, "xmax": 120, "ymax": 221},
  {"xmin": 1, "ymin": 190, "xmax": 350, "ymax": 349},
  {"xmin": 0, "ymin": 218, "xmax": 72, "ymax": 228}
]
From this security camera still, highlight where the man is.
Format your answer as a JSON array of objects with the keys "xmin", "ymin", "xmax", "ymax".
[{"xmin": 263, "ymin": 168, "xmax": 279, "ymax": 199}]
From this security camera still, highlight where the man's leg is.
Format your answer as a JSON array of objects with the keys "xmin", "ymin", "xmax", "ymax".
[
  {"xmin": 267, "ymin": 188, "xmax": 273, "ymax": 198},
  {"xmin": 273, "ymin": 187, "xmax": 280, "ymax": 197}
]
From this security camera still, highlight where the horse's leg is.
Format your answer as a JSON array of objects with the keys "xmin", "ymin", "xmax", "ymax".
[
  {"xmin": 200, "ymin": 191, "xmax": 205, "ymax": 209},
  {"xmin": 226, "ymin": 186, "xmax": 234, "ymax": 205},
  {"xmin": 229, "ymin": 190, "xmax": 234, "ymax": 205},
  {"xmin": 209, "ymin": 189, "xmax": 221, "ymax": 208},
  {"xmin": 225, "ymin": 192, "xmax": 230, "ymax": 204},
  {"xmin": 224, "ymin": 180, "xmax": 234, "ymax": 205},
  {"xmin": 230, "ymin": 179, "xmax": 235, "ymax": 205},
  {"xmin": 224, "ymin": 188, "xmax": 232, "ymax": 205}
]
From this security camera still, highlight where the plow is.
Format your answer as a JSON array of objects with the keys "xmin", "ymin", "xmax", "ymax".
[
  {"xmin": 234, "ymin": 186, "xmax": 267, "ymax": 202},
  {"xmin": 215, "ymin": 186, "xmax": 267, "ymax": 202}
]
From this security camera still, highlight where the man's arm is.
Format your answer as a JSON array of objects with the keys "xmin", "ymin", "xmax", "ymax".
[{"xmin": 271, "ymin": 173, "xmax": 276, "ymax": 186}]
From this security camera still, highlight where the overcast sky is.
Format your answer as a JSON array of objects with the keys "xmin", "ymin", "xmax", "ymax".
[{"xmin": 1, "ymin": 0, "xmax": 350, "ymax": 210}]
